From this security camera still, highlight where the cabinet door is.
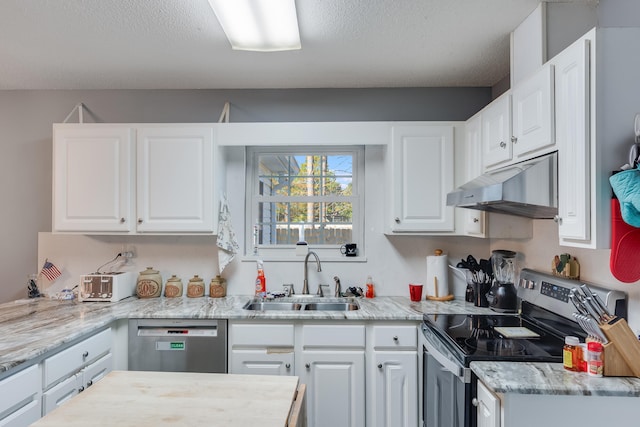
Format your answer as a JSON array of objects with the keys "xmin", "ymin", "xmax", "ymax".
[
  {"xmin": 463, "ymin": 115, "xmax": 486, "ymax": 236},
  {"xmin": 230, "ymin": 350, "xmax": 294, "ymax": 376},
  {"xmin": 81, "ymin": 353, "xmax": 113, "ymax": 390},
  {"xmin": 482, "ymin": 94, "xmax": 512, "ymax": 169},
  {"xmin": 476, "ymin": 380, "xmax": 500, "ymax": 427},
  {"xmin": 0, "ymin": 365, "xmax": 41, "ymax": 427},
  {"xmin": 53, "ymin": 126, "xmax": 134, "ymax": 232},
  {"xmin": 555, "ymin": 40, "xmax": 591, "ymax": 242},
  {"xmin": 300, "ymin": 351, "xmax": 365, "ymax": 427},
  {"xmin": 136, "ymin": 126, "xmax": 214, "ymax": 233},
  {"xmin": 372, "ymin": 351, "xmax": 418, "ymax": 427},
  {"xmin": 511, "ymin": 64, "xmax": 555, "ymax": 159},
  {"xmin": 42, "ymin": 373, "xmax": 82, "ymax": 415},
  {"xmin": 390, "ymin": 125, "xmax": 455, "ymax": 232}
]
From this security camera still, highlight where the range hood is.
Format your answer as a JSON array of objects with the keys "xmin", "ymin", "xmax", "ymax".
[{"xmin": 446, "ymin": 152, "xmax": 558, "ymax": 219}]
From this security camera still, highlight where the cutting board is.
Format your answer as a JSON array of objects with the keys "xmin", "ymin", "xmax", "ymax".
[
  {"xmin": 31, "ymin": 371, "xmax": 300, "ymax": 427},
  {"xmin": 610, "ymin": 198, "xmax": 640, "ymax": 283}
]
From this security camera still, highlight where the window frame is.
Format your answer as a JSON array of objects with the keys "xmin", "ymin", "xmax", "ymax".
[{"xmin": 245, "ymin": 145, "xmax": 365, "ymax": 259}]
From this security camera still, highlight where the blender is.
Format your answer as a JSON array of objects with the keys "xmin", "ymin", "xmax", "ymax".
[{"xmin": 489, "ymin": 250, "xmax": 519, "ymax": 312}]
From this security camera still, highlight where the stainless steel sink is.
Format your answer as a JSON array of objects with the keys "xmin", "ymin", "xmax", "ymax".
[
  {"xmin": 242, "ymin": 301, "xmax": 302, "ymax": 311},
  {"xmin": 242, "ymin": 298, "xmax": 359, "ymax": 311},
  {"xmin": 303, "ymin": 302, "xmax": 359, "ymax": 311}
]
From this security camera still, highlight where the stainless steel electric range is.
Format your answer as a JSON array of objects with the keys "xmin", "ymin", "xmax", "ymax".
[{"xmin": 420, "ymin": 268, "xmax": 628, "ymax": 427}]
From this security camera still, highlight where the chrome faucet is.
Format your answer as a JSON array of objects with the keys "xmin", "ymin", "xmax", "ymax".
[{"xmin": 302, "ymin": 251, "xmax": 322, "ymax": 294}]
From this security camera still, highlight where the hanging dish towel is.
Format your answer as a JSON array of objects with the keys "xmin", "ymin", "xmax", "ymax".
[
  {"xmin": 216, "ymin": 193, "xmax": 239, "ymax": 274},
  {"xmin": 609, "ymin": 167, "xmax": 640, "ymax": 227}
]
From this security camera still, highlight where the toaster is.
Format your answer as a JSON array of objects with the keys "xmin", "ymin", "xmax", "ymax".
[{"xmin": 78, "ymin": 271, "xmax": 136, "ymax": 302}]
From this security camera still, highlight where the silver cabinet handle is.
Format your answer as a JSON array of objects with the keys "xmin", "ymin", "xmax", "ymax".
[
  {"xmin": 394, "ymin": 217, "xmax": 400, "ymax": 223},
  {"xmin": 82, "ymin": 351, "xmax": 89, "ymax": 358},
  {"xmin": 473, "ymin": 217, "xmax": 479, "ymax": 223},
  {"xmin": 511, "ymin": 136, "xmax": 518, "ymax": 143},
  {"xmin": 87, "ymin": 380, "xmax": 93, "ymax": 387},
  {"xmin": 499, "ymin": 141, "xmax": 506, "ymax": 148},
  {"xmin": 393, "ymin": 336, "xmax": 399, "ymax": 342},
  {"xmin": 137, "ymin": 218, "xmax": 143, "ymax": 224},
  {"xmin": 305, "ymin": 363, "xmax": 310, "ymax": 369},
  {"xmin": 120, "ymin": 218, "xmax": 125, "ymax": 223},
  {"xmin": 378, "ymin": 364, "xmax": 383, "ymax": 369},
  {"xmin": 285, "ymin": 364, "xmax": 291, "ymax": 369},
  {"xmin": 78, "ymin": 386, "xmax": 85, "ymax": 392}
]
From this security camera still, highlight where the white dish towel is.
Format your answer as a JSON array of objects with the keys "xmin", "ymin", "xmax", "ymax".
[{"xmin": 216, "ymin": 193, "xmax": 240, "ymax": 274}]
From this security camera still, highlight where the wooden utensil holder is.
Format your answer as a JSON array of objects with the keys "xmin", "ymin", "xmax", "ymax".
[{"xmin": 600, "ymin": 317, "xmax": 640, "ymax": 378}]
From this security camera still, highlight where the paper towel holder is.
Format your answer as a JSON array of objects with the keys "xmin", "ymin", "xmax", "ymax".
[{"xmin": 425, "ymin": 249, "xmax": 454, "ymax": 302}]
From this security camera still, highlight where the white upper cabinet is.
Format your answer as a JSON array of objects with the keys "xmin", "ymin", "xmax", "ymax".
[
  {"xmin": 53, "ymin": 126, "xmax": 134, "ymax": 232},
  {"xmin": 388, "ymin": 124, "xmax": 455, "ymax": 233},
  {"xmin": 511, "ymin": 63, "xmax": 555, "ymax": 158},
  {"xmin": 53, "ymin": 124, "xmax": 216, "ymax": 234},
  {"xmin": 481, "ymin": 93, "xmax": 512, "ymax": 169},
  {"xmin": 462, "ymin": 114, "xmax": 486, "ymax": 236},
  {"xmin": 136, "ymin": 126, "xmax": 214, "ymax": 233},
  {"xmin": 553, "ymin": 38, "xmax": 590, "ymax": 243}
]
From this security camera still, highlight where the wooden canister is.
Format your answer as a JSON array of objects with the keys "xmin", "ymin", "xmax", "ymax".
[
  {"xmin": 187, "ymin": 275, "xmax": 205, "ymax": 298},
  {"xmin": 136, "ymin": 267, "xmax": 162, "ymax": 298},
  {"xmin": 209, "ymin": 275, "xmax": 227, "ymax": 298},
  {"xmin": 164, "ymin": 275, "xmax": 183, "ymax": 298}
]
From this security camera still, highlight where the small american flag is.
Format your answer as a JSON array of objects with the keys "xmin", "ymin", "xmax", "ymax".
[{"xmin": 41, "ymin": 260, "xmax": 62, "ymax": 282}]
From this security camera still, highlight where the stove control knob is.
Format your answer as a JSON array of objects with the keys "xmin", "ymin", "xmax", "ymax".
[{"xmin": 471, "ymin": 398, "xmax": 479, "ymax": 407}]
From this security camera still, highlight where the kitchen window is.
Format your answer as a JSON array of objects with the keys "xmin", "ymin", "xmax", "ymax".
[{"xmin": 246, "ymin": 146, "xmax": 364, "ymax": 257}]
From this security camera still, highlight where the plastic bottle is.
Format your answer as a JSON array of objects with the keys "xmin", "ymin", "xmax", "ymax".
[
  {"xmin": 587, "ymin": 341, "xmax": 604, "ymax": 377},
  {"xmin": 562, "ymin": 336, "xmax": 582, "ymax": 372},
  {"xmin": 365, "ymin": 275, "xmax": 375, "ymax": 298},
  {"xmin": 255, "ymin": 260, "xmax": 266, "ymax": 298}
]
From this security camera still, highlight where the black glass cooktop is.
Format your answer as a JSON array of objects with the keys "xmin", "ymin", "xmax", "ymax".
[{"xmin": 423, "ymin": 313, "xmax": 567, "ymax": 365}]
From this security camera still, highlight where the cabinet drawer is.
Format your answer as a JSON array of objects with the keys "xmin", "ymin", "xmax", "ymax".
[
  {"xmin": 0, "ymin": 364, "xmax": 41, "ymax": 416},
  {"xmin": 372, "ymin": 325, "xmax": 417, "ymax": 349},
  {"xmin": 43, "ymin": 328, "xmax": 111, "ymax": 388},
  {"xmin": 302, "ymin": 324, "xmax": 365, "ymax": 348},
  {"xmin": 231, "ymin": 323, "xmax": 294, "ymax": 347},
  {"xmin": 0, "ymin": 399, "xmax": 41, "ymax": 427}
]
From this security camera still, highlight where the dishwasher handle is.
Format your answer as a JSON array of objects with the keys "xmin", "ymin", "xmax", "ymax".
[{"xmin": 137, "ymin": 327, "xmax": 219, "ymax": 337}]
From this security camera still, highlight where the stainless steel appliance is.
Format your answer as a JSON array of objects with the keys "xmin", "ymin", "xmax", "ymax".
[
  {"xmin": 446, "ymin": 152, "xmax": 558, "ymax": 219},
  {"xmin": 488, "ymin": 250, "xmax": 518, "ymax": 312},
  {"xmin": 128, "ymin": 319, "xmax": 227, "ymax": 373},
  {"xmin": 421, "ymin": 269, "xmax": 627, "ymax": 427},
  {"xmin": 78, "ymin": 271, "xmax": 136, "ymax": 302}
]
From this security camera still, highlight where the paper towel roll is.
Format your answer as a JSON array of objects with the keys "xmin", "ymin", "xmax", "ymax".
[{"xmin": 426, "ymin": 249, "xmax": 449, "ymax": 298}]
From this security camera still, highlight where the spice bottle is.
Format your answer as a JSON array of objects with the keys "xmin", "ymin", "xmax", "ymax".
[
  {"xmin": 365, "ymin": 275, "xmax": 375, "ymax": 298},
  {"xmin": 587, "ymin": 341, "xmax": 604, "ymax": 377},
  {"xmin": 563, "ymin": 336, "xmax": 582, "ymax": 372}
]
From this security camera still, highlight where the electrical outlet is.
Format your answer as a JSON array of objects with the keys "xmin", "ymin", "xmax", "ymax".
[
  {"xmin": 122, "ymin": 251, "xmax": 135, "ymax": 259},
  {"xmin": 121, "ymin": 245, "xmax": 136, "ymax": 259}
]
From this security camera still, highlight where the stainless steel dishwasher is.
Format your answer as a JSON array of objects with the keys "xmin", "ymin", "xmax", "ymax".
[{"xmin": 128, "ymin": 319, "xmax": 227, "ymax": 373}]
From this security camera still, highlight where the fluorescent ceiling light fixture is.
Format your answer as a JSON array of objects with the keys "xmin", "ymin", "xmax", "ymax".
[{"xmin": 208, "ymin": 0, "xmax": 301, "ymax": 52}]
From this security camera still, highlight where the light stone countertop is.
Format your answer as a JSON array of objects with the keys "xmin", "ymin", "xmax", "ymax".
[
  {"xmin": 0, "ymin": 295, "xmax": 491, "ymax": 376},
  {"xmin": 471, "ymin": 361, "xmax": 640, "ymax": 397}
]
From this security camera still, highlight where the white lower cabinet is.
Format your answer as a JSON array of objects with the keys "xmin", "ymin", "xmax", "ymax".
[
  {"xmin": 0, "ymin": 365, "xmax": 41, "ymax": 427},
  {"xmin": 228, "ymin": 320, "xmax": 417, "ymax": 427},
  {"xmin": 368, "ymin": 324, "xmax": 418, "ymax": 427},
  {"xmin": 42, "ymin": 328, "xmax": 113, "ymax": 416},
  {"xmin": 229, "ymin": 323, "xmax": 295, "ymax": 376}
]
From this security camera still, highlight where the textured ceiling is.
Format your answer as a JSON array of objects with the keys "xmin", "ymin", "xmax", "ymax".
[{"xmin": 0, "ymin": 0, "xmax": 588, "ymax": 90}]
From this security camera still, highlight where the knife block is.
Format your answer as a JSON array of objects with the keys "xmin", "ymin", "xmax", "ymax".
[{"xmin": 600, "ymin": 317, "xmax": 640, "ymax": 378}]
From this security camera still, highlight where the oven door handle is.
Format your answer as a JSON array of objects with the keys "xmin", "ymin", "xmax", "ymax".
[{"xmin": 422, "ymin": 330, "xmax": 464, "ymax": 379}]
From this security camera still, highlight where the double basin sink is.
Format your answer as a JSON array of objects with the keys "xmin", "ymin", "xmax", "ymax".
[{"xmin": 243, "ymin": 297, "xmax": 359, "ymax": 312}]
